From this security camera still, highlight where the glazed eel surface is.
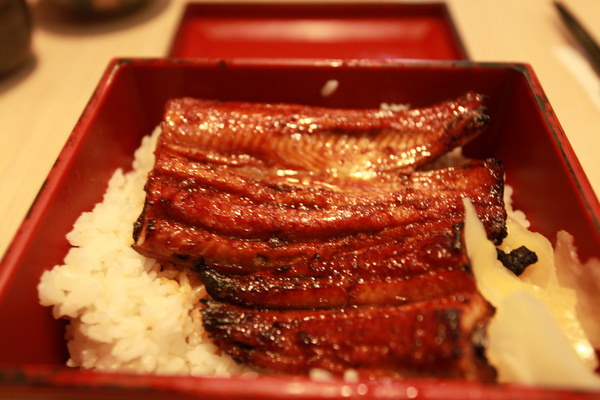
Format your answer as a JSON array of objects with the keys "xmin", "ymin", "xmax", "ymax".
[{"xmin": 133, "ymin": 94, "xmax": 504, "ymax": 380}]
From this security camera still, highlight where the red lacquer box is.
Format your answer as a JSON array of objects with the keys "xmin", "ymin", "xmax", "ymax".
[
  {"xmin": 169, "ymin": 2, "xmax": 468, "ymax": 60},
  {"xmin": 0, "ymin": 58, "xmax": 599, "ymax": 399}
]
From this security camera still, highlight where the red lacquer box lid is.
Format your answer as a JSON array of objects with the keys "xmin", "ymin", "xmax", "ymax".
[
  {"xmin": 0, "ymin": 58, "xmax": 599, "ymax": 399},
  {"xmin": 169, "ymin": 2, "xmax": 468, "ymax": 60}
]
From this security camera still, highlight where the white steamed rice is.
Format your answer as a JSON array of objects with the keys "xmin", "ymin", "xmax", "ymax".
[{"xmin": 37, "ymin": 129, "xmax": 248, "ymax": 376}]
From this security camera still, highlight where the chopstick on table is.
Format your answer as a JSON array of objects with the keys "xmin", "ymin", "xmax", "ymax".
[{"xmin": 554, "ymin": 1, "xmax": 600, "ymax": 78}]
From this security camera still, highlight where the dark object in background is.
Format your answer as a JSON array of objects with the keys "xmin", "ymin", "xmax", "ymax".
[
  {"xmin": 0, "ymin": 0, "xmax": 31, "ymax": 76},
  {"xmin": 554, "ymin": 1, "xmax": 600, "ymax": 79},
  {"xmin": 49, "ymin": 0, "xmax": 148, "ymax": 16}
]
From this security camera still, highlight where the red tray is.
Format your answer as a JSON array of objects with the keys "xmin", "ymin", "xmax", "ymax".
[
  {"xmin": 169, "ymin": 2, "xmax": 468, "ymax": 60},
  {"xmin": 0, "ymin": 58, "xmax": 599, "ymax": 399}
]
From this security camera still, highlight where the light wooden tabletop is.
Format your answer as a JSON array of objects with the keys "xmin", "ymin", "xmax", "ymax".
[{"xmin": 1, "ymin": 0, "xmax": 599, "ymax": 259}]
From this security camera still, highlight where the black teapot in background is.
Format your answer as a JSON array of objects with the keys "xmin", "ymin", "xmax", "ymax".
[{"xmin": 0, "ymin": 0, "xmax": 31, "ymax": 76}]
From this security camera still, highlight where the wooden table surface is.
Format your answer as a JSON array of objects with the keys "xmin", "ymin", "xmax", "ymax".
[{"xmin": 1, "ymin": 0, "xmax": 599, "ymax": 259}]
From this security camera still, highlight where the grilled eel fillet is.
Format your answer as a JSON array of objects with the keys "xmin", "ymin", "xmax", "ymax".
[
  {"xmin": 134, "ymin": 158, "xmax": 506, "ymax": 274},
  {"xmin": 132, "ymin": 94, "xmax": 503, "ymax": 380},
  {"xmin": 133, "ymin": 94, "xmax": 501, "ymax": 271},
  {"xmin": 201, "ymin": 292, "xmax": 496, "ymax": 381},
  {"xmin": 154, "ymin": 92, "xmax": 489, "ymax": 178}
]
